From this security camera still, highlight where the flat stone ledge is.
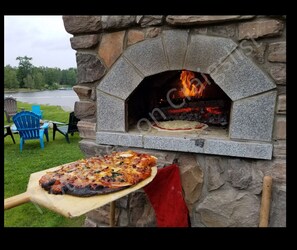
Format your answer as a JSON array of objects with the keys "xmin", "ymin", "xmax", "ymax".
[
  {"xmin": 74, "ymin": 101, "xmax": 96, "ymax": 119},
  {"xmin": 166, "ymin": 16, "xmax": 255, "ymax": 26},
  {"xmin": 144, "ymin": 134, "xmax": 204, "ymax": 153},
  {"xmin": 70, "ymin": 34, "xmax": 101, "ymax": 49},
  {"xmin": 95, "ymin": 131, "xmax": 273, "ymax": 160},
  {"xmin": 63, "ymin": 16, "xmax": 102, "ymax": 34},
  {"xmin": 96, "ymin": 131, "xmax": 143, "ymax": 148},
  {"xmin": 101, "ymin": 16, "xmax": 136, "ymax": 30},
  {"xmin": 73, "ymin": 85, "xmax": 92, "ymax": 100},
  {"xmin": 77, "ymin": 121, "xmax": 96, "ymax": 139},
  {"xmin": 238, "ymin": 19, "xmax": 284, "ymax": 40},
  {"xmin": 204, "ymin": 139, "xmax": 273, "ymax": 160}
]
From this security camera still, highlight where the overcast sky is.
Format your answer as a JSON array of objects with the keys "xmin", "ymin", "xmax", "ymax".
[{"xmin": 4, "ymin": 15, "xmax": 77, "ymax": 69}]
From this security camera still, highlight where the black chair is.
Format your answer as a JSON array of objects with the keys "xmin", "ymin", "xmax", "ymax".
[
  {"xmin": 4, "ymin": 125, "xmax": 15, "ymax": 144},
  {"xmin": 53, "ymin": 112, "xmax": 80, "ymax": 143}
]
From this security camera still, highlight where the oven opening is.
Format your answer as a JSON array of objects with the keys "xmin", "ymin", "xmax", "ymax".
[{"xmin": 128, "ymin": 70, "xmax": 232, "ymax": 132}]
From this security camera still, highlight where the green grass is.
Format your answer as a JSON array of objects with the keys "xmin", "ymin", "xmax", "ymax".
[{"xmin": 4, "ymin": 102, "xmax": 86, "ymax": 227}]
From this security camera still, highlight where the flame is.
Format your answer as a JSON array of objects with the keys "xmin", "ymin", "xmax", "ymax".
[{"xmin": 179, "ymin": 70, "xmax": 207, "ymax": 98}]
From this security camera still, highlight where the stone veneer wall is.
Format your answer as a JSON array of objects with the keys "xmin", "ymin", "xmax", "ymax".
[{"xmin": 62, "ymin": 15, "xmax": 286, "ymax": 227}]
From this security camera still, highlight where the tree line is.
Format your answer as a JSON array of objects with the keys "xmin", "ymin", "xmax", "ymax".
[{"xmin": 4, "ymin": 56, "xmax": 77, "ymax": 90}]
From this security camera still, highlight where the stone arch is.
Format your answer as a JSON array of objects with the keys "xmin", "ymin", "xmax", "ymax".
[{"xmin": 97, "ymin": 29, "xmax": 276, "ymax": 143}]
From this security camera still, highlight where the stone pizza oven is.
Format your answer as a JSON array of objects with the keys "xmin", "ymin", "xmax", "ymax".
[{"xmin": 63, "ymin": 15, "xmax": 286, "ymax": 227}]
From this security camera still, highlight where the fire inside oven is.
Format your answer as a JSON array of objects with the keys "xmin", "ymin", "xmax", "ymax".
[{"xmin": 128, "ymin": 70, "xmax": 231, "ymax": 129}]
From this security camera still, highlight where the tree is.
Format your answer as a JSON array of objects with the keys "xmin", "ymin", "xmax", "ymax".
[
  {"xmin": 16, "ymin": 56, "xmax": 33, "ymax": 88},
  {"xmin": 43, "ymin": 67, "xmax": 61, "ymax": 87},
  {"xmin": 23, "ymin": 74, "xmax": 35, "ymax": 89},
  {"xmin": 4, "ymin": 65, "xmax": 19, "ymax": 89},
  {"xmin": 67, "ymin": 68, "xmax": 77, "ymax": 86},
  {"xmin": 61, "ymin": 68, "xmax": 77, "ymax": 86},
  {"xmin": 6, "ymin": 59, "xmax": 77, "ymax": 90},
  {"xmin": 60, "ymin": 70, "xmax": 68, "ymax": 85},
  {"xmin": 32, "ymin": 68, "xmax": 45, "ymax": 90}
]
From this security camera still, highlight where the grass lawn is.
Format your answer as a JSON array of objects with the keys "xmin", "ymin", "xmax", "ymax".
[{"xmin": 4, "ymin": 102, "xmax": 86, "ymax": 227}]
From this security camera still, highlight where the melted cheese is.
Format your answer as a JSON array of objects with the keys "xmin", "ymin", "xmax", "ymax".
[{"xmin": 39, "ymin": 150, "xmax": 158, "ymax": 194}]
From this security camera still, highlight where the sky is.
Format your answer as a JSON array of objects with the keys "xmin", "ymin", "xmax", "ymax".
[{"xmin": 4, "ymin": 15, "xmax": 77, "ymax": 69}]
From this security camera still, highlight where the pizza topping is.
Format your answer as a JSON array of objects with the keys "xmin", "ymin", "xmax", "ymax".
[
  {"xmin": 119, "ymin": 153, "xmax": 133, "ymax": 158},
  {"xmin": 39, "ymin": 150, "xmax": 157, "ymax": 196}
]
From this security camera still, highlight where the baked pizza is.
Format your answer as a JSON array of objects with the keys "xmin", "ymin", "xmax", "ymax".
[{"xmin": 39, "ymin": 150, "xmax": 157, "ymax": 197}]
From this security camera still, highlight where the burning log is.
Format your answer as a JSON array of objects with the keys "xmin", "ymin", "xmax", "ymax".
[{"xmin": 154, "ymin": 99, "xmax": 229, "ymax": 126}]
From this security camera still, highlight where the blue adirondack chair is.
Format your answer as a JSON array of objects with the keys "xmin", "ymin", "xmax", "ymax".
[
  {"xmin": 12, "ymin": 111, "xmax": 49, "ymax": 152},
  {"xmin": 31, "ymin": 105, "xmax": 43, "ymax": 119}
]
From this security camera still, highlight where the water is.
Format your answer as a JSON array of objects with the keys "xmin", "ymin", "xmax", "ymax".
[{"xmin": 4, "ymin": 90, "xmax": 79, "ymax": 111}]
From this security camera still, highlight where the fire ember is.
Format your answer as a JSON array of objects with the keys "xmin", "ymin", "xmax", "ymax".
[{"xmin": 155, "ymin": 70, "xmax": 230, "ymax": 126}]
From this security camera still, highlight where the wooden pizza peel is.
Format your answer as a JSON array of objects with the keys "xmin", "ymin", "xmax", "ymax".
[{"xmin": 4, "ymin": 164, "xmax": 158, "ymax": 219}]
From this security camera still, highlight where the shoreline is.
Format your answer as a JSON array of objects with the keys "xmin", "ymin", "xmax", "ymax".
[
  {"xmin": 5, "ymin": 89, "xmax": 43, "ymax": 94},
  {"xmin": 5, "ymin": 89, "xmax": 77, "ymax": 112}
]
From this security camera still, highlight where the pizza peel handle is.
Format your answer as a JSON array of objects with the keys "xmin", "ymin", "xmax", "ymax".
[{"xmin": 4, "ymin": 192, "xmax": 30, "ymax": 210}]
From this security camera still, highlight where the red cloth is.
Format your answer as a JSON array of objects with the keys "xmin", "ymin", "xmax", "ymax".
[{"xmin": 143, "ymin": 164, "xmax": 189, "ymax": 227}]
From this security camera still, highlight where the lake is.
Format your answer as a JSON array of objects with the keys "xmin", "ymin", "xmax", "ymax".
[{"xmin": 4, "ymin": 90, "xmax": 79, "ymax": 111}]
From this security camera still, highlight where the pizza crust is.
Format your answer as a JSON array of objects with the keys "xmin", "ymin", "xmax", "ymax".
[
  {"xmin": 39, "ymin": 150, "xmax": 157, "ymax": 196},
  {"xmin": 152, "ymin": 120, "xmax": 208, "ymax": 132}
]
